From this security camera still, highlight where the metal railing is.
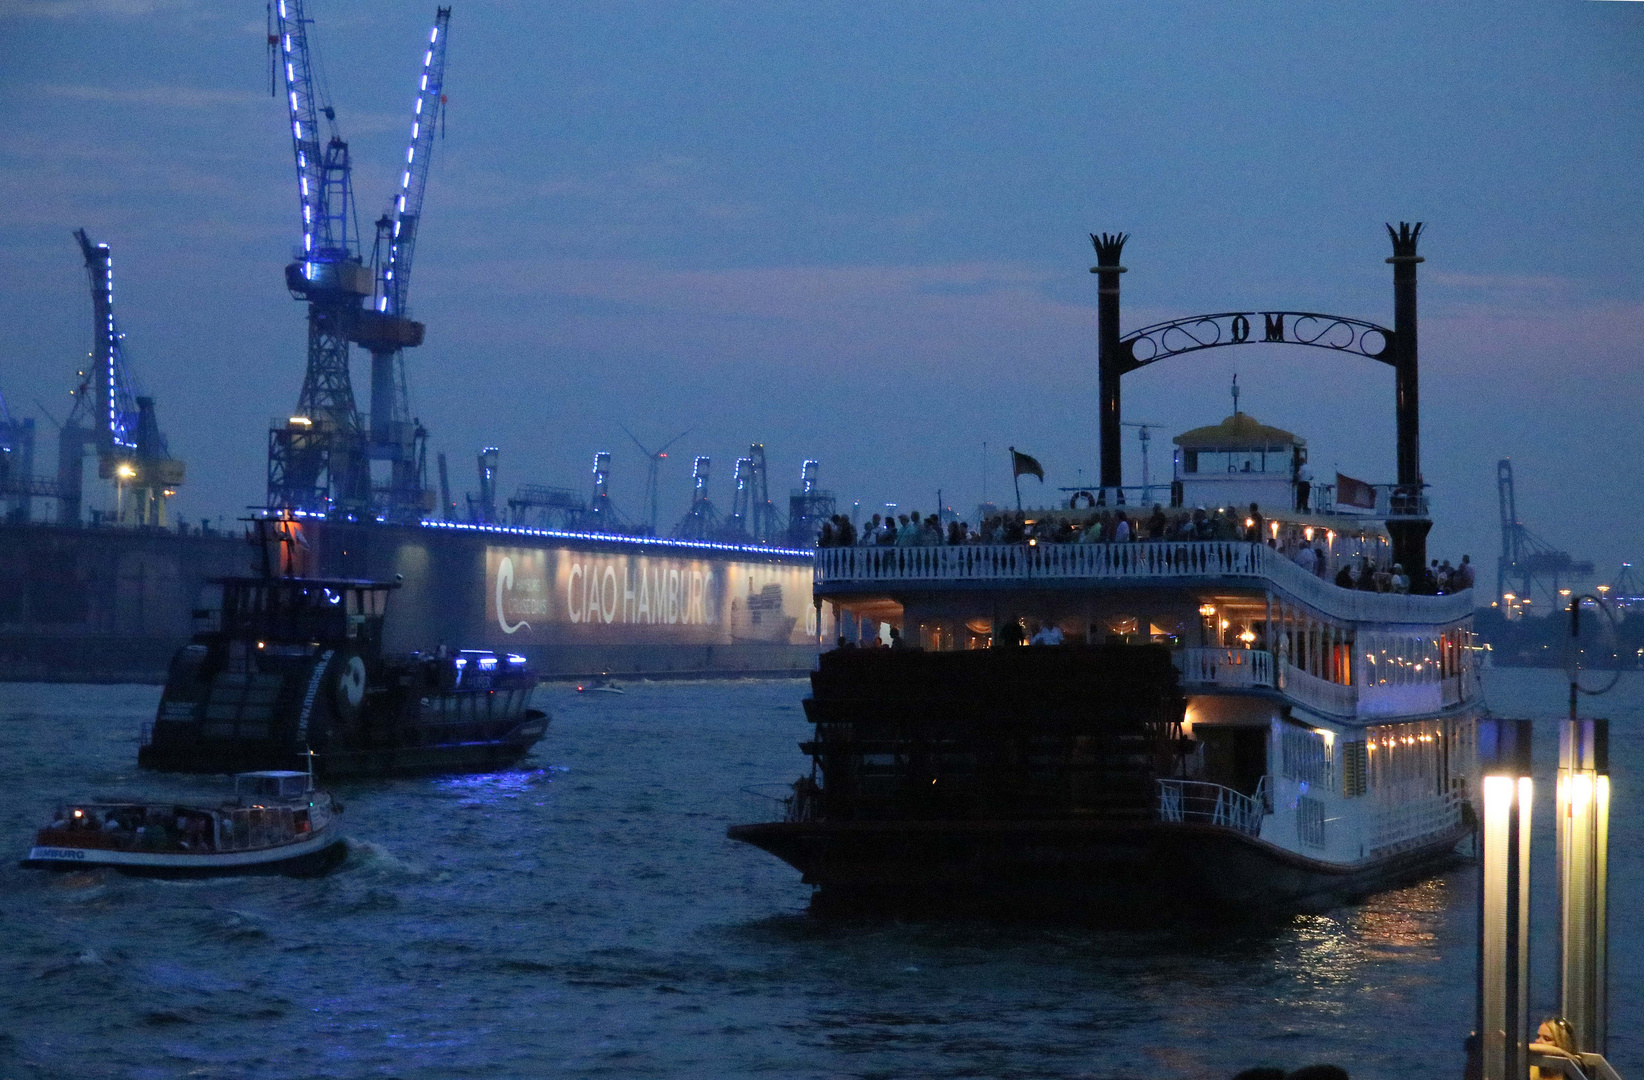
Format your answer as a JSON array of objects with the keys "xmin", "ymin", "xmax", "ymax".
[
  {"xmin": 815, "ymin": 541, "xmax": 1475, "ymax": 627},
  {"xmin": 1175, "ymin": 647, "xmax": 1274, "ymax": 689},
  {"xmin": 1368, "ymin": 791, "xmax": 1464, "ymax": 855},
  {"xmin": 1157, "ymin": 777, "xmax": 1270, "ymax": 837},
  {"xmin": 739, "ymin": 782, "xmax": 818, "ymax": 824},
  {"xmin": 1279, "ymin": 662, "xmax": 1359, "ymax": 717}
]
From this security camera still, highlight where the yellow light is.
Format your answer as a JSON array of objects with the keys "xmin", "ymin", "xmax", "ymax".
[
  {"xmin": 1199, "ymin": 604, "xmax": 1217, "ymax": 618},
  {"xmin": 1304, "ymin": 527, "xmax": 1315, "ymax": 541},
  {"xmin": 1569, "ymin": 772, "xmax": 1593, "ymax": 813},
  {"xmin": 72, "ymin": 809, "xmax": 83, "ymax": 818},
  {"xmin": 256, "ymin": 641, "xmax": 265, "ymax": 649},
  {"xmin": 1239, "ymin": 628, "xmax": 1256, "ymax": 644},
  {"xmin": 1219, "ymin": 619, "xmax": 1229, "ymax": 630},
  {"xmin": 1270, "ymin": 521, "xmax": 1279, "ymax": 537},
  {"xmin": 115, "ymin": 463, "xmax": 136, "ymax": 479},
  {"xmin": 289, "ymin": 416, "xmax": 313, "ymax": 427},
  {"xmin": 1245, "ymin": 518, "xmax": 1254, "ymax": 528},
  {"xmin": 1597, "ymin": 585, "xmax": 1611, "ymax": 595},
  {"xmin": 1560, "ymin": 588, "xmax": 1572, "ymax": 597}
]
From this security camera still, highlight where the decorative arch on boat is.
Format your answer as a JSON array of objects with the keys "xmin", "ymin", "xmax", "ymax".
[
  {"xmin": 1115, "ymin": 311, "xmax": 1394, "ymax": 374},
  {"xmin": 1090, "ymin": 224, "xmax": 1429, "ymax": 575}
]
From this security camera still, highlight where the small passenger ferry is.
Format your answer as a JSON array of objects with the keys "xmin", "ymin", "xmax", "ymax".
[
  {"xmin": 730, "ymin": 226, "xmax": 1481, "ymax": 915},
  {"xmin": 22, "ymin": 770, "xmax": 345, "ymax": 877}
]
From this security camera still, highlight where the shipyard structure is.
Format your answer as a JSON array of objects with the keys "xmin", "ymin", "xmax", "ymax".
[
  {"xmin": 0, "ymin": 520, "xmax": 819, "ymax": 684},
  {"xmin": 0, "ymin": 5, "xmax": 828, "ymax": 683}
]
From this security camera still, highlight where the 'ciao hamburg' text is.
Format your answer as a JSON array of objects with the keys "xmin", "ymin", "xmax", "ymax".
[{"xmin": 566, "ymin": 560, "xmax": 717, "ymax": 625}]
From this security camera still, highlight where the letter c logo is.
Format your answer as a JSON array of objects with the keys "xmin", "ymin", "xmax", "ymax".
[{"xmin": 496, "ymin": 556, "xmax": 531, "ymax": 634}]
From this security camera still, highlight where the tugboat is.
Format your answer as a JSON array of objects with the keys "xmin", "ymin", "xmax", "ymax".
[
  {"xmin": 21, "ymin": 768, "xmax": 345, "ymax": 877},
  {"xmin": 730, "ymin": 226, "xmax": 1481, "ymax": 916},
  {"xmin": 138, "ymin": 517, "xmax": 549, "ymax": 777}
]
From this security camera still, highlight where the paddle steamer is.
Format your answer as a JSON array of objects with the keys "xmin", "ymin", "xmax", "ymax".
[{"xmin": 730, "ymin": 225, "xmax": 1481, "ymax": 914}]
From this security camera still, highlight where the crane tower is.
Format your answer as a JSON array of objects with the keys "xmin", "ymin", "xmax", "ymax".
[{"xmin": 266, "ymin": 3, "xmax": 449, "ymax": 519}]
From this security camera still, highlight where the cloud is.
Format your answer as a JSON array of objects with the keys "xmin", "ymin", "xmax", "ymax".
[
  {"xmin": 1, "ymin": 0, "xmax": 196, "ymax": 18},
  {"xmin": 36, "ymin": 83, "xmax": 264, "ymax": 109}
]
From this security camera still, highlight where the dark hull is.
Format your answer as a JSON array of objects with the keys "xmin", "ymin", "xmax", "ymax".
[
  {"xmin": 138, "ymin": 714, "xmax": 549, "ymax": 778},
  {"xmin": 728, "ymin": 818, "xmax": 1472, "ymax": 918},
  {"xmin": 22, "ymin": 837, "xmax": 348, "ymax": 879}
]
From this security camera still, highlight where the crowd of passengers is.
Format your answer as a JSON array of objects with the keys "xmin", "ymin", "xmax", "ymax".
[
  {"xmin": 816, "ymin": 503, "xmax": 1476, "ymax": 596},
  {"xmin": 44, "ymin": 806, "xmax": 216, "ymax": 851}
]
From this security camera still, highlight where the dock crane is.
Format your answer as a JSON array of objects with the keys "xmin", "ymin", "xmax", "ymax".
[
  {"xmin": 266, "ymin": 0, "xmax": 372, "ymax": 515},
  {"xmin": 265, "ymin": 4, "xmax": 449, "ymax": 519},
  {"xmin": 359, "ymin": 7, "xmax": 451, "ymax": 521},
  {"xmin": 1497, "ymin": 458, "xmax": 1592, "ymax": 613},
  {"xmin": 64, "ymin": 229, "xmax": 183, "ymax": 526}
]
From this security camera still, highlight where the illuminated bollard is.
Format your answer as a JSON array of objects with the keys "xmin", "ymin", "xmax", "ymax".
[
  {"xmin": 1477, "ymin": 718, "xmax": 1533, "ymax": 1080},
  {"xmin": 1557, "ymin": 718, "xmax": 1609, "ymax": 1054}
]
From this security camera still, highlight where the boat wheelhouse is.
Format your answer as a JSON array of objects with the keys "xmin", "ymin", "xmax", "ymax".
[
  {"xmin": 140, "ymin": 518, "xmax": 549, "ymax": 777},
  {"xmin": 729, "ymin": 225, "xmax": 1481, "ymax": 915}
]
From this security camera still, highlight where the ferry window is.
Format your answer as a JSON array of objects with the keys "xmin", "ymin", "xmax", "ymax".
[{"xmin": 1281, "ymin": 726, "xmax": 1331, "ymax": 790}]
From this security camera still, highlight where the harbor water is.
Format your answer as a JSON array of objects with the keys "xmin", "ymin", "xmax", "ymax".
[{"xmin": 0, "ymin": 669, "xmax": 1638, "ymax": 1078}]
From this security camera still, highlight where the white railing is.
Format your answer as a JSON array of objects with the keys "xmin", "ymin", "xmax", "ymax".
[
  {"xmin": 1157, "ymin": 777, "xmax": 1270, "ymax": 837},
  {"xmin": 815, "ymin": 541, "xmax": 1475, "ymax": 627},
  {"xmin": 1175, "ymin": 648, "xmax": 1274, "ymax": 689},
  {"xmin": 1279, "ymin": 662, "xmax": 1359, "ymax": 717},
  {"xmin": 1368, "ymin": 792, "xmax": 1465, "ymax": 855}
]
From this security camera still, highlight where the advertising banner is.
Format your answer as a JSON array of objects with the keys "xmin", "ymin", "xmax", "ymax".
[{"xmin": 485, "ymin": 546, "xmax": 816, "ymax": 645}]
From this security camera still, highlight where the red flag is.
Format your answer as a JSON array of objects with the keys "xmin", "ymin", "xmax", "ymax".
[{"xmin": 1336, "ymin": 472, "xmax": 1376, "ymax": 510}]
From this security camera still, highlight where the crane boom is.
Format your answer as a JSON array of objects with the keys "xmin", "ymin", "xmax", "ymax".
[
  {"xmin": 379, "ymin": 7, "xmax": 451, "ymax": 316},
  {"xmin": 272, "ymin": 0, "xmax": 360, "ymax": 292},
  {"xmin": 72, "ymin": 228, "xmax": 138, "ymax": 454}
]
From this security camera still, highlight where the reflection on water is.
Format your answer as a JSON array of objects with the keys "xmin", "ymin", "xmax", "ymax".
[
  {"xmin": 0, "ymin": 672, "xmax": 1637, "ymax": 1078},
  {"xmin": 428, "ymin": 767, "xmax": 558, "ymax": 805}
]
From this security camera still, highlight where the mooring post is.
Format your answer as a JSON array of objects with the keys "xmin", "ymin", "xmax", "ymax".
[
  {"xmin": 1477, "ymin": 716, "xmax": 1534, "ymax": 1080},
  {"xmin": 1386, "ymin": 221, "xmax": 1431, "ymax": 577},
  {"xmin": 1091, "ymin": 233, "xmax": 1128, "ymax": 506}
]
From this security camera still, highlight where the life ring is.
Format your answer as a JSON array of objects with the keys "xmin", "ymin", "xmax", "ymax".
[{"xmin": 1068, "ymin": 490, "xmax": 1096, "ymax": 509}]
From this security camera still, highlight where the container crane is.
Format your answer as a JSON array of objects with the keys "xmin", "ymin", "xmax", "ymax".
[
  {"xmin": 68, "ymin": 229, "xmax": 183, "ymax": 526},
  {"xmin": 266, "ymin": 0, "xmax": 372, "ymax": 515},
  {"xmin": 1497, "ymin": 458, "xmax": 1592, "ymax": 612},
  {"xmin": 359, "ymin": 7, "xmax": 450, "ymax": 521},
  {"xmin": 675, "ymin": 455, "xmax": 718, "ymax": 539}
]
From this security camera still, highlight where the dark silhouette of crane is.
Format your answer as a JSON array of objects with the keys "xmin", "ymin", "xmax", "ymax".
[
  {"xmin": 619, "ymin": 424, "xmax": 690, "ymax": 536},
  {"xmin": 1497, "ymin": 458, "xmax": 1592, "ymax": 611},
  {"xmin": 265, "ymin": 4, "xmax": 449, "ymax": 519}
]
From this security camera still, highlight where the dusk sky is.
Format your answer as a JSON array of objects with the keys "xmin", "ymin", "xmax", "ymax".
[{"xmin": 2, "ymin": 0, "xmax": 1641, "ymax": 584}]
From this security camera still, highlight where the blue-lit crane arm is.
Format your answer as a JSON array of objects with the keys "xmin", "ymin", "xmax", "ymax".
[
  {"xmin": 272, "ymin": 0, "xmax": 345, "ymax": 267},
  {"xmin": 379, "ymin": 7, "xmax": 451, "ymax": 315},
  {"xmin": 72, "ymin": 228, "xmax": 138, "ymax": 452}
]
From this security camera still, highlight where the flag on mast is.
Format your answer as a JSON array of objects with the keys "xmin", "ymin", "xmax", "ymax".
[
  {"xmin": 1010, "ymin": 448, "xmax": 1044, "ymax": 481},
  {"xmin": 1009, "ymin": 447, "xmax": 1043, "ymax": 511}
]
